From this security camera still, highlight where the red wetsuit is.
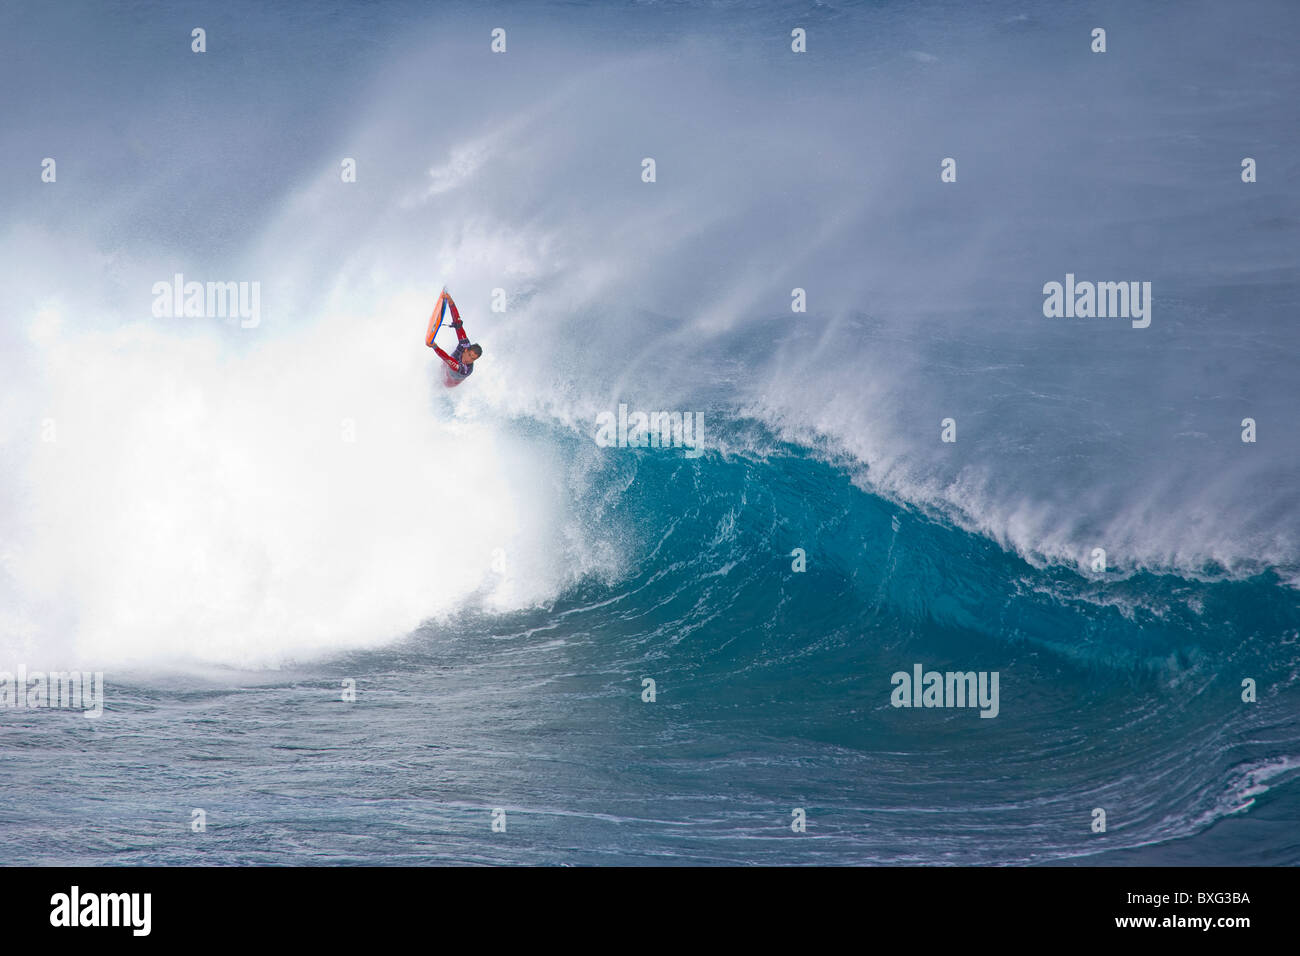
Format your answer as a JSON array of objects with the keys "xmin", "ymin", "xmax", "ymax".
[{"xmin": 431, "ymin": 306, "xmax": 474, "ymax": 387}]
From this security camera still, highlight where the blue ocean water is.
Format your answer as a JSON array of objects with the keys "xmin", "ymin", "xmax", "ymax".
[{"xmin": 1, "ymin": 0, "xmax": 1298, "ymax": 864}]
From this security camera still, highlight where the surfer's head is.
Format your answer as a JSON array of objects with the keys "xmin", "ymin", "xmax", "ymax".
[{"xmin": 463, "ymin": 344, "xmax": 483, "ymax": 365}]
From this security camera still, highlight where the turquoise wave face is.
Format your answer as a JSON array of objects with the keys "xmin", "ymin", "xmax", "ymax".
[{"xmin": 344, "ymin": 417, "xmax": 1299, "ymax": 864}]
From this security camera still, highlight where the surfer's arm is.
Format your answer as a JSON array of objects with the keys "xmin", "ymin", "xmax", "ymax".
[
  {"xmin": 431, "ymin": 344, "xmax": 462, "ymax": 372},
  {"xmin": 443, "ymin": 291, "xmax": 469, "ymax": 342}
]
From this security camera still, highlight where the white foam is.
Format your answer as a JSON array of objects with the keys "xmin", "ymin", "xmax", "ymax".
[{"xmin": 0, "ymin": 289, "xmax": 614, "ymax": 671}]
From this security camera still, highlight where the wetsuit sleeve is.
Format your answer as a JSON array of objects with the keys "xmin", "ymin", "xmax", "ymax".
[
  {"xmin": 445, "ymin": 294, "xmax": 469, "ymax": 343},
  {"xmin": 432, "ymin": 344, "xmax": 463, "ymax": 372}
]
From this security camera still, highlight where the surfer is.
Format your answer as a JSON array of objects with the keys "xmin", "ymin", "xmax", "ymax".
[{"xmin": 426, "ymin": 290, "xmax": 483, "ymax": 387}]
